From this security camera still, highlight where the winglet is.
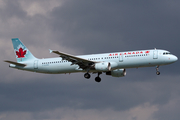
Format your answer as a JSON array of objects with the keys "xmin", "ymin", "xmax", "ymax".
[{"xmin": 49, "ymin": 49, "xmax": 53, "ymax": 53}]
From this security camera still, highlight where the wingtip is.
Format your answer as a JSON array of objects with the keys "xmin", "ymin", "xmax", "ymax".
[{"xmin": 49, "ymin": 49, "xmax": 53, "ymax": 53}]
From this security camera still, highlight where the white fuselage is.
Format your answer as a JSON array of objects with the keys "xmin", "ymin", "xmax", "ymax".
[{"xmin": 10, "ymin": 49, "xmax": 178, "ymax": 74}]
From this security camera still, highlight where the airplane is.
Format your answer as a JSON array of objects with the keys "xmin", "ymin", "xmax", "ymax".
[{"xmin": 4, "ymin": 38, "xmax": 178, "ymax": 82}]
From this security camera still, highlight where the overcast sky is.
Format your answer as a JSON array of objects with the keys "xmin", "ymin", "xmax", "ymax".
[{"xmin": 0, "ymin": 0, "xmax": 180, "ymax": 120}]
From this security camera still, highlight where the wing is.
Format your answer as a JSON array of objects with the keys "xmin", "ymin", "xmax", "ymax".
[
  {"xmin": 4, "ymin": 60, "xmax": 26, "ymax": 67},
  {"xmin": 50, "ymin": 50, "xmax": 98, "ymax": 69}
]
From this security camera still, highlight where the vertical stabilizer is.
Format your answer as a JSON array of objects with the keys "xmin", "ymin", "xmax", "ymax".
[{"xmin": 12, "ymin": 38, "xmax": 36, "ymax": 62}]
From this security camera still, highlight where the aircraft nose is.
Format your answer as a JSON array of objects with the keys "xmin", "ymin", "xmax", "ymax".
[
  {"xmin": 172, "ymin": 55, "xmax": 178, "ymax": 62},
  {"xmin": 175, "ymin": 56, "xmax": 178, "ymax": 61}
]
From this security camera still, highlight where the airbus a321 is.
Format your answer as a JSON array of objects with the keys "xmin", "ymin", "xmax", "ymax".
[{"xmin": 5, "ymin": 38, "xmax": 178, "ymax": 82}]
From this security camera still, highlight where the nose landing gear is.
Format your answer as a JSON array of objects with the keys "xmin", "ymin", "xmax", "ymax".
[{"xmin": 156, "ymin": 66, "xmax": 160, "ymax": 75}]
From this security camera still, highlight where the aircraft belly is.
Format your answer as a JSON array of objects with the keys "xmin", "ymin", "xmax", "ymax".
[
  {"xmin": 38, "ymin": 63, "xmax": 80, "ymax": 74},
  {"xmin": 120, "ymin": 55, "xmax": 168, "ymax": 68},
  {"xmin": 119, "ymin": 57, "xmax": 150, "ymax": 68}
]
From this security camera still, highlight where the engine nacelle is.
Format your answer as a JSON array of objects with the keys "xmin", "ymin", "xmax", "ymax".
[
  {"xmin": 106, "ymin": 69, "xmax": 126, "ymax": 77},
  {"xmin": 95, "ymin": 62, "xmax": 111, "ymax": 71}
]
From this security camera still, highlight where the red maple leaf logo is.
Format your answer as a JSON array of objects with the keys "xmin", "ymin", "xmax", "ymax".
[
  {"xmin": 16, "ymin": 48, "xmax": 27, "ymax": 58},
  {"xmin": 145, "ymin": 51, "xmax": 150, "ymax": 53}
]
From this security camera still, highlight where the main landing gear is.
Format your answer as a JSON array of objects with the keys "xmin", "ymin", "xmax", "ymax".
[
  {"xmin": 156, "ymin": 66, "xmax": 160, "ymax": 75},
  {"xmin": 95, "ymin": 72, "xmax": 102, "ymax": 83},
  {"xmin": 84, "ymin": 73, "xmax": 91, "ymax": 79},
  {"xmin": 84, "ymin": 72, "xmax": 102, "ymax": 82}
]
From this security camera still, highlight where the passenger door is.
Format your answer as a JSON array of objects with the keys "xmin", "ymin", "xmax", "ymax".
[{"xmin": 34, "ymin": 60, "xmax": 38, "ymax": 69}]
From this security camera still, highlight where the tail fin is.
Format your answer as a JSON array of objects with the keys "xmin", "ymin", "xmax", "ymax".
[{"xmin": 12, "ymin": 38, "xmax": 36, "ymax": 62}]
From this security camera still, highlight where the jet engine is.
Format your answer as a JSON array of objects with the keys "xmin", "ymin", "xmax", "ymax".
[
  {"xmin": 95, "ymin": 62, "xmax": 111, "ymax": 71},
  {"xmin": 106, "ymin": 69, "xmax": 126, "ymax": 77}
]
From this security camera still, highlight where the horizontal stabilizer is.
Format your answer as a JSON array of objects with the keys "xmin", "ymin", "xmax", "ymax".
[{"xmin": 4, "ymin": 60, "xmax": 26, "ymax": 67}]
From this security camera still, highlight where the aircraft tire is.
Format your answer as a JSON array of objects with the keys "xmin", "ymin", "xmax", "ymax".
[
  {"xmin": 84, "ymin": 73, "xmax": 91, "ymax": 79},
  {"xmin": 95, "ymin": 77, "xmax": 101, "ymax": 82},
  {"xmin": 156, "ymin": 71, "xmax": 160, "ymax": 75}
]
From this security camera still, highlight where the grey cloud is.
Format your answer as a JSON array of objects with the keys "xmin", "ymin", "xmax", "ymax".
[
  {"xmin": 0, "ymin": 0, "xmax": 26, "ymax": 21},
  {"xmin": 48, "ymin": 0, "xmax": 180, "ymax": 54},
  {"xmin": 0, "ymin": 74, "xmax": 178, "ymax": 112}
]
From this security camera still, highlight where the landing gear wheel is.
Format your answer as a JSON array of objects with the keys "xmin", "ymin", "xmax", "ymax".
[
  {"xmin": 156, "ymin": 71, "xmax": 160, "ymax": 75},
  {"xmin": 95, "ymin": 72, "xmax": 102, "ymax": 82},
  {"xmin": 84, "ymin": 73, "xmax": 91, "ymax": 79},
  {"xmin": 95, "ymin": 77, "xmax": 101, "ymax": 82},
  {"xmin": 156, "ymin": 66, "xmax": 160, "ymax": 75}
]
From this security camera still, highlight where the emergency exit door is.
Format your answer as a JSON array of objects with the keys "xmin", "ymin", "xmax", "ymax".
[
  {"xmin": 153, "ymin": 50, "xmax": 158, "ymax": 59},
  {"xmin": 119, "ymin": 54, "xmax": 123, "ymax": 62}
]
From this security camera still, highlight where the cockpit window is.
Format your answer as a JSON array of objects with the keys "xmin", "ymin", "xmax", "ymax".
[{"xmin": 163, "ymin": 52, "xmax": 171, "ymax": 55}]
